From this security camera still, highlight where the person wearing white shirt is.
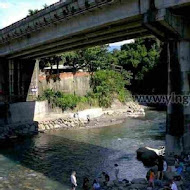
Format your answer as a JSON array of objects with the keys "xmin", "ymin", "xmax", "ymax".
[
  {"xmin": 71, "ymin": 171, "xmax": 77, "ymax": 190},
  {"xmin": 170, "ymin": 180, "xmax": 178, "ymax": 190}
]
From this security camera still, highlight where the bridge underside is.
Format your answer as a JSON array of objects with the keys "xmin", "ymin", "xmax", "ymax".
[
  {"xmin": 6, "ymin": 17, "xmax": 150, "ymax": 59},
  {"xmin": 0, "ymin": 0, "xmax": 189, "ymax": 59}
]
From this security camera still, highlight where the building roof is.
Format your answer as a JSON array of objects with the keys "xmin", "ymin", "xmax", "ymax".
[{"xmin": 44, "ymin": 65, "xmax": 73, "ymax": 70}]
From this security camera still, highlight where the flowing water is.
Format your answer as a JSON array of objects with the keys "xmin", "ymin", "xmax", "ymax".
[{"xmin": 0, "ymin": 110, "xmax": 166, "ymax": 190}]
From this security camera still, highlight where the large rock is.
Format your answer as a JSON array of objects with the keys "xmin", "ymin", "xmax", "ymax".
[{"xmin": 136, "ymin": 147, "xmax": 159, "ymax": 166}]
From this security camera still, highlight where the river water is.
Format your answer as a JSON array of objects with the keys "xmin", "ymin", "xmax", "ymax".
[{"xmin": 0, "ymin": 110, "xmax": 166, "ymax": 190}]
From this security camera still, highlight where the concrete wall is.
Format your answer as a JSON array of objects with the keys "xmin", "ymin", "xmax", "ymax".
[
  {"xmin": 39, "ymin": 72, "xmax": 91, "ymax": 96},
  {"xmin": 8, "ymin": 101, "xmax": 48, "ymax": 124}
]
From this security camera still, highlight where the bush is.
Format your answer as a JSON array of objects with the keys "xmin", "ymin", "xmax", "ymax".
[
  {"xmin": 55, "ymin": 94, "xmax": 79, "ymax": 110},
  {"xmin": 90, "ymin": 70, "xmax": 131, "ymax": 107}
]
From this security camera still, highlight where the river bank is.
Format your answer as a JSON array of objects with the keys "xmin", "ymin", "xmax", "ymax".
[
  {"xmin": 0, "ymin": 100, "xmax": 145, "ymax": 141},
  {"xmin": 37, "ymin": 101, "xmax": 146, "ymax": 132}
]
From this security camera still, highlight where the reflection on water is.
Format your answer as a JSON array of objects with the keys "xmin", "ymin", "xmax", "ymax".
[{"xmin": 0, "ymin": 110, "xmax": 166, "ymax": 190}]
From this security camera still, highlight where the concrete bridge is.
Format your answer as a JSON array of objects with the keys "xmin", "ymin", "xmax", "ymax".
[{"xmin": 0, "ymin": 0, "xmax": 190, "ymax": 155}]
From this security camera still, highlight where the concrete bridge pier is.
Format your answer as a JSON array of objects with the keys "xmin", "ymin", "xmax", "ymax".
[
  {"xmin": 144, "ymin": 6, "xmax": 190, "ymax": 155},
  {"xmin": 166, "ymin": 40, "xmax": 190, "ymax": 156},
  {"xmin": 5, "ymin": 58, "xmax": 39, "ymax": 102}
]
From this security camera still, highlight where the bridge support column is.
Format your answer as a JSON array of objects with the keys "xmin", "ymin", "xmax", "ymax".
[
  {"xmin": 7, "ymin": 59, "xmax": 38, "ymax": 102},
  {"xmin": 0, "ymin": 58, "xmax": 8, "ymax": 102},
  {"xmin": 166, "ymin": 40, "xmax": 190, "ymax": 156}
]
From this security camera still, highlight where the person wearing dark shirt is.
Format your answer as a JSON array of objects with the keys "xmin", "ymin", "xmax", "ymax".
[{"xmin": 157, "ymin": 156, "xmax": 164, "ymax": 180}]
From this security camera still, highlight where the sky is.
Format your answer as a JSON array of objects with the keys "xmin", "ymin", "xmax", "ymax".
[{"xmin": 0, "ymin": 0, "xmax": 134, "ymax": 48}]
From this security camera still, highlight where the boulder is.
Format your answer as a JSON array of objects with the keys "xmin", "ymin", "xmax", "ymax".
[{"xmin": 137, "ymin": 147, "xmax": 159, "ymax": 166}]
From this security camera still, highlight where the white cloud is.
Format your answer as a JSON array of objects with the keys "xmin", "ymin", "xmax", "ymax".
[
  {"xmin": 109, "ymin": 39, "xmax": 135, "ymax": 47},
  {"xmin": 0, "ymin": 2, "xmax": 12, "ymax": 9}
]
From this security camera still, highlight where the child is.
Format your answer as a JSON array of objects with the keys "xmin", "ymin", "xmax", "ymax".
[{"xmin": 148, "ymin": 169, "xmax": 155, "ymax": 188}]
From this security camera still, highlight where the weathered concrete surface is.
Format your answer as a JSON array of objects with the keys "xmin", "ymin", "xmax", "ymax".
[
  {"xmin": 166, "ymin": 41, "xmax": 190, "ymax": 155},
  {"xmin": 70, "ymin": 108, "xmax": 104, "ymax": 120},
  {"xmin": 0, "ymin": 0, "xmax": 190, "ymax": 59},
  {"xmin": 39, "ymin": 72, "xmax": 91, "ymax": 96},
  {"xmin": 8, "ymin": 101, "xmax": 49, "ymax": 124}
]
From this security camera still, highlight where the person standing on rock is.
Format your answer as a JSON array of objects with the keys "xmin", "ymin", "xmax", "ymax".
[
  {"xmin": 71, "ymin": 171, "xmax": 77, "ymax": 190},
  {"xmin": 114, "ymin": 164, "xmax": 119, "ymax": 181}
]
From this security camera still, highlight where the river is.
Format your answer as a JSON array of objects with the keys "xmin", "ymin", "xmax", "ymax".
[{"xmin": 0, "ymin": 110, "xmax": 166, "ymax": 190}]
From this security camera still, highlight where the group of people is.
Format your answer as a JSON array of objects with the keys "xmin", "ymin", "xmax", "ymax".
[
  {"xmin": 70, "ymin": 154, "xmax": 190, "ymax": 190},
  {"xmin": 146, "ymin": 154, "xmax": 190, "ymax": 190},
  {"xmin": 146, "ymin": 156, "xmax": 168, "ymax": 187},
  {"xmin": 70, "ymin": 164, "xmax": 119, "ymax": 190}
]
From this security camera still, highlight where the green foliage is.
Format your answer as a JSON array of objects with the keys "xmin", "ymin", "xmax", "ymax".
[
  {"xmin": 91, "ymin": 70, "xmax": 131, "ymax": 107},
  {"xmin": 118, "ymin": 38, "xmax": 160, "ymax": 81},
  {"xmin": 61, "ymin": 45, "xmax": 110, "ymax": 72},
  {"xmin": 38, "ymin": 89, "xmax": 97, "ymax": 111},
  {"xmin": 55, "ymin": 94, "xmax": 80, "ymax": 110},
  {"xmin": 28, "ymin": 9, "xmax": 39, "ymax": 16}
]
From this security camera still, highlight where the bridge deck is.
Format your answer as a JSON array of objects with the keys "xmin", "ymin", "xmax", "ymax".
[{"xmin": 0, "ymin": 0, "xmax": 190, "ymax": 59}]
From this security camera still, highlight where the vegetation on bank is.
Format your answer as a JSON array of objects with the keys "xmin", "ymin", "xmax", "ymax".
[
  {"xmin": 38, "ymin": 37, "xmax": 167, "ymax": 110},
  {"xmin": 38, "ymin": 70, "xmax": 131, "ymax": 110}
]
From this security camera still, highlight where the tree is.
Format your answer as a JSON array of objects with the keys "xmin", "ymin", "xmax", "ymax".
[
  {"xmin": 90, "ymin": 70, "xmax": 131, "ymax": 107},
  {"xmin": 61, "ymin": 45, "xmax": 110, "ymax": 72},
  {"xmin": 28, "ymin": 9, "xmax": 39, "ymax": 16},
  {"xmin": 112, "ymin": 38, "xmax": 161, "ymax": 92}
]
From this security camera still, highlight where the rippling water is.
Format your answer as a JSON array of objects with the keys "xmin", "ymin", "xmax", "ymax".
[{"xmin": 0, "ymin": 110, "xmax": 166, "ymax": 190}]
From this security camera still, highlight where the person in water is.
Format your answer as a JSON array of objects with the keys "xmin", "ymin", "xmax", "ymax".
[
  {"xmin": 92, "ymin": 179, "xmax": 101, "ymax": 190},
  {"xmin": 114, "ymin": 164, "xmax": 119, "ymax": 180},
  {"xmin": 83, "ymin": 177, "xmax": 90, "ymax": 190},
  {"xmin": 71, "ymin": 171, "xmax": 77, "ymax": 190}
]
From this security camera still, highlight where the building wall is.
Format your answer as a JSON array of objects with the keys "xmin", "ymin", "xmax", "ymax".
[{"xmin": 39, "ymin": 72, "xmax": 91, "ymax": 96}]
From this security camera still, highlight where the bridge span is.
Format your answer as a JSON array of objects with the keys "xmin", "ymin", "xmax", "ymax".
[{"xmin": 0, "ymin": 0, "xmax": 190, "ymax": 155}]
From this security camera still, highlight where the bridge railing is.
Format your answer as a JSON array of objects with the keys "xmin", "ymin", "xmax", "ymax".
[{"xmin": 0, "ymin": 0, "xmax": 115, "ymax": 45}]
